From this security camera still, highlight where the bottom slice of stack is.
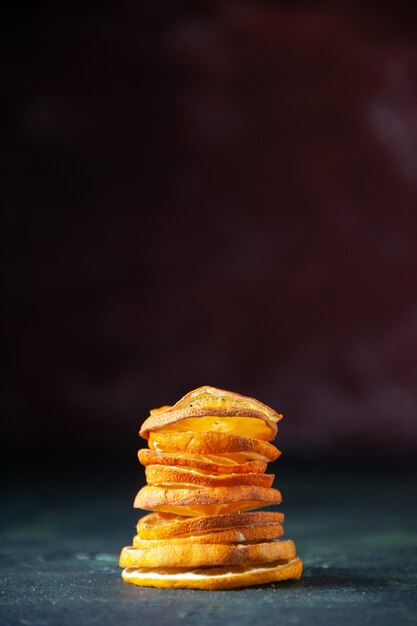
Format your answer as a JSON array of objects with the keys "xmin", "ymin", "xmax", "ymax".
[{"xmin": 120, "ymin": 510, "xmax": 302, "ymax": 590}]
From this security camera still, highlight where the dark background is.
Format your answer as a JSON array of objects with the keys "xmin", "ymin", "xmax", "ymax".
[
  {"xmin": 3, "ymin": 0, "xmax": 417, "ymax": 473},
  {"xmin": 2, "ymin": 3, "xmax": 417, "ymax": 625}
]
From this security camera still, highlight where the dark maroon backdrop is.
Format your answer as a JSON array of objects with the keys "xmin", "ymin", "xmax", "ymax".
[{"xmin": 3, "ymin": 1, "xmax": 417, "ymax": 464}]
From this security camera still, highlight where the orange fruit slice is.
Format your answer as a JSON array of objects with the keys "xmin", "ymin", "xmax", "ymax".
[
  {"xmin": 122, "ymin": 558, "xmax": 302, "ymax": 589},
  {"xmin": 138, "ymin": 449, "xmax": 268, "ymax": 474},
  {"xmin": 145, "ymin": 465, "xmax": 274, "ymax": 488},
  {"xmin": 148, "ymin": 432, "xmax": 280, "ymax": 462},
  {"xmin": 139, "ymin": 386, "xmax": 281, "ymax": 441},
  {"xmin": 120, "ymin": 539, "xmax": 296, "ymax": 568},
  {"xmin": 133, "ymin": 524, "xmax": 284, "ymax": 547},
  {"xmin": 135, "ymin": 485, "xmax": 282, "ymax": 516},
  {"xmin": 136, "ymin": 511, "xmax": 285, "ymax": 540},
  {"xmin": 146, "ymin": 415, "xmax": 277, "ymax": 441}
]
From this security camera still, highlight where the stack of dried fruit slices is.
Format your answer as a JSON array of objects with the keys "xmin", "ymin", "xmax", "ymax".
[{"xmin": 120, "ymin": 386, "xmax": 302, "ymax": 590}]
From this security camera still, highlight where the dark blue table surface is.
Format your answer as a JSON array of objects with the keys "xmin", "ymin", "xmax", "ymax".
[{"xmin": 2, "ymin": 460, "xmax": 416, "ymax": 626}]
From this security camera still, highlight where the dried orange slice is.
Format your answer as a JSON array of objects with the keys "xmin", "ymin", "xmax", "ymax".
[
  {"xmin": 139, "ymin": 386, "xmax": 281, "ymax": 441},
  {"xmin": 120, "ymin": 539, "xmax": 296, "ymax": 568},
  {"xmin": 133, "ymin": 524, "xmax": 284, "ymax": 547},
  {"xmin": 138, "ymin": 449, "xmax": 268, "ymax": 474},
  {"xmin": 135, "ymin": 485, "xmax": 282, "ymax": 516},
  {"xmin": 122, "ymin": 558, "xmax": 302, "ymax": 589},
  {"xmin": 149, "ymin": 432, "xmax": 280, "ymax": 462},
  {"xmin": 145, "ymin": 465, "xmax": 274, "ymax": 488},
  {"xmin": 167, "ymin": 387, "xmax": 282, "ymax": 423},
  {"xmin": 136, "ymin": 511, "xmax": 285, "ymax": 540}
]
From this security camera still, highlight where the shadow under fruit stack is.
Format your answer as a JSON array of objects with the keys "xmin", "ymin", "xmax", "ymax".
[{"xmin": 119, "ymin": 386, "xmax": 302, "ymax": 589}]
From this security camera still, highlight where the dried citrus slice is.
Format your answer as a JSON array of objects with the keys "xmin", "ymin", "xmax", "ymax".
[
  {"xmin": 120, "ymin": 539, "xmax": 296, "ymax": 568},
  {"xmin": 168, "ymin": 387, "xmax": 282, "ymax": 423},
  {"xmin": 135, "ymin": 485, "xmax": 282, "ymax": 516},
  {"xmin": 145, "ymin": 465, "xmax": 274, "ymax": 488},
  {"xmin": 138, "ymin": 449, "xmax": 268, "ymax": 474},
  {"xmin": 122, "ymin": 558, "xmax": 302, "ymax": 589},
  {"xmin": 149, "ymin": 432, "xmax": 280, "ymax": 462},
  {"xmin": 133, "ymin": 524, "xmax": 284, "ymax": 547},
  {"xmin": 147, "ymin": 416, "xmax": 277, "ymax": 441},
  {"xmin": 136, "ymin": 511, "xmax": 285, "ymax": 539},
  {"xmin": 139, "ymin": 386, "xmax": 281, "ymax": 441}
]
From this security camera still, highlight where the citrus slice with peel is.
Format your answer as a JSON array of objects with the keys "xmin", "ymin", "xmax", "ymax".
[
  {"xmin": 133, "ymin": 524, "xmax": 284, "ymax": 547},
  {"xmin": 122, "ymin": 557, "xmax": 302, "ymax": 589},
  {"xmin": 120, "ymin": 539, "xmax": 296, "ymax": 568},
  {"xmin": 138, "ymin": 449, "xmax": 268, "ymax": 474},
  {"xmin": 145, "ymin": 465, "xmax": 274, "ymax": 488},
  {"xmin": 135, "ymin": 485, "xmax": 282, "ymax": 516},
  {"xmin": 162, "ymin": 386, "xmax": 282, "ymax": 423},
  {"xmin": 139, "ymin": 386, "xmax": 282, "ymax": 441},
  {"xmin": 145, "ymin": 415, "xmax": 277, "ymax": 441},
  {"xmin": 149, "ymin": 432, "xmax": 280, "ymax": 462},
  {"xmin": 136, "ymin": 511, "xmax": 284, "ymax": 539}
]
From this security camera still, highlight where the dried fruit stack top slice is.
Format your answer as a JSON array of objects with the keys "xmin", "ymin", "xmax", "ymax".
[{"xmin": 139, "ymin": 386, "xmax": 282, "ymax": 442}]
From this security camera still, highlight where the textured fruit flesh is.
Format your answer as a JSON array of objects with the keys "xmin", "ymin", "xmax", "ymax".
[
  {"xmin": 145, "ymin": 467, "xmax": 273, "ymax": 489},
  {"xmin": 155, "ymin": 416, "xmax": 274, "ymax": 441},
  {"xmin": 147, "ymin": 500, "xmax": 275, "ymax": 517},
  {"xmin": 136, "ymin": 511, "xmax": 285, "ymax": 535},
  {"xmin": 148, "ymin": 442, "xmax": 272, "ymax": 464},
  {"xmin": 167, "ymin": 387, "xmax": 281, "ymax": 425},
  {"xmin": 121, "ymin": 557, "xmax": 302, "ymax": 589}
]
